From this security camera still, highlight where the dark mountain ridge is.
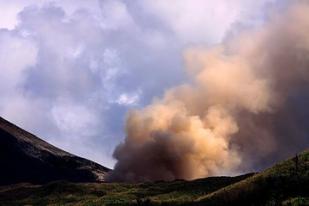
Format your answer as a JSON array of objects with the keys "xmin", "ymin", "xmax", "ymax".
[{"xmin": 0, "ymin": 117, "xmax": 110, "ymax": 185}]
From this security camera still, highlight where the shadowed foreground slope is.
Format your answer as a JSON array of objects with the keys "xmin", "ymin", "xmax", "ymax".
[
  {"xmin": 0, "ymin": 150, "xmax": 308, "ymax": 206},
  {"xmin": 0, "ymin": 117, "xmax": 110, "ymax": 185}
]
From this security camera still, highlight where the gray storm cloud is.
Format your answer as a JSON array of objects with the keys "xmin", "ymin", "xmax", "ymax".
[{"xmin": 109, "ymin": 1, "xmax": 309, "ymax": 182}]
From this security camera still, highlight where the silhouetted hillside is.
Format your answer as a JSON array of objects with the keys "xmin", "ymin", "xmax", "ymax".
[{"xmin": 0, "ymin": 117, "xmax": 110, "ymax": 185}]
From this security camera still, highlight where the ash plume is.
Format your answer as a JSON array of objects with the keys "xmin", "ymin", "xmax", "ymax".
[{"xmin": 109, "ymin": 1, "xmax": 309, "ymax": 182}]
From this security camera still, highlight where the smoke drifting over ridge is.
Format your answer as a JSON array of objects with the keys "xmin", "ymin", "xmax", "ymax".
[{"xmin": 109, "ymin": 1, "xmax": 309, "ymax": 182}]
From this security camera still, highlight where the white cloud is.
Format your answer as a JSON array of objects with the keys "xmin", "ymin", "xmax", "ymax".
[
  {"xmin": 116, "ymin": 90, "xmax": 141, "ymax": 106},
  {"xmin": 0, "ymin": 32, "xmax": 37, "ymax": 91},
  {"xmin": 51, "ymin": 99, "xmax": 99, "ymax": 137},
  {"xmin": 100, "ymin": 0, "xmax": 137, "ymax": 31},
  {"xmin": 137, "ymin": 0, "xmax": 278, "ymax": 44},
  {"xmin": 0, "ymin": 0, "xmax": 101, "ymax": 29}
]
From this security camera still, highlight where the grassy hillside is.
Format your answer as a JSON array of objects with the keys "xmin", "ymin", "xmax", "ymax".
[
  {"xmin": 0, "ymin": 150, "xmax": 308, "ymax": 206},
  {"xmin": 0, "ymin": 174, "xmax": 251, "ymax": 206},
  {"xmin": 194, "ymin": 149, "xmax": 309, "ymax": 206}
]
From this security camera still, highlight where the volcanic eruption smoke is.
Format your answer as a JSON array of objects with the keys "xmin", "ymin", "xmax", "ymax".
[{"xmin": 109, "ymin": 1, "xmax": 309, "ymax": 182}]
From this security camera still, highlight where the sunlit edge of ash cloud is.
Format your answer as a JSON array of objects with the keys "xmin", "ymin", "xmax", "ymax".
[{"xmin": 108, "ymin": 0, "xmax": 309, "ymax": 182}]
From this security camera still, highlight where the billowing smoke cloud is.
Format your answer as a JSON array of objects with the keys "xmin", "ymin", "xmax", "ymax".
[{"xmin": 109, "ymin": 0, "xmax": 309, "ymax": 182}]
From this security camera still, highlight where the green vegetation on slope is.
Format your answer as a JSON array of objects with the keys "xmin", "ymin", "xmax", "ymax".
[
  {"xmin": 194, "ymin": 149, "xmax": 309, "ymax": 206},
  {"xmin": 0, "ymin": 174, "xmax": 252, "ymax": 205},
  {"xmin": 0, "ymin": 150, "xmax": 308, "ymax": 206}
]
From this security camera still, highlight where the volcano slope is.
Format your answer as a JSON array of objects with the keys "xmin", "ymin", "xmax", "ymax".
[
  {"xmin": 0, "ymin": 149, "xmax": 308, "ymax": 206},
  {"xmin": 0, "ymin": 117, "xmax": 110, "ymax": 185}
]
